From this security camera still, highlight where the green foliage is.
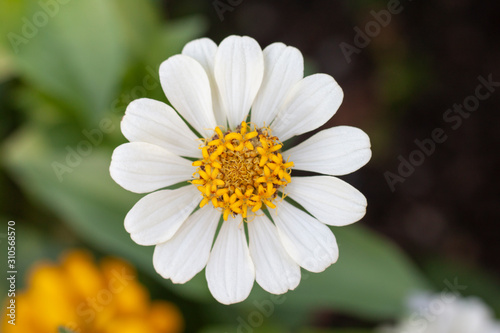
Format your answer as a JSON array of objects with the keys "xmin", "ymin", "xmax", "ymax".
[
  {"xmin": 0, "ymin": 0, "xmax": 206, "ymax": 126},
  {"xmin": 249, "ymin": 225, "xmax": 428, "ymax": 325},
  {"xmin": 5, "ymin": 1, "xmax": 128, "ymax": 124},
  {"xmin": 199, "ymin": 324, "xmax": 288, "ymax": 333},
  {"xmin": 299, "ymin": 330, "xmax": 373, "ymax": 333},
  {"xmin": 423, "ymin": 257, "xmax": 500, "ymax": 316},
  {"xmin": 0, "ymin": 0, "xmax": 206, "ymax": 317},
  {"xmin": 58, "ymin": 327, "xmax": 76, "ymax": 333}
]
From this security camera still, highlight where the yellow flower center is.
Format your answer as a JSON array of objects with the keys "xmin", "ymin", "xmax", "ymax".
[{"xmin": 192, "ymin": 121, "xmax": 294, "ymax": 221}]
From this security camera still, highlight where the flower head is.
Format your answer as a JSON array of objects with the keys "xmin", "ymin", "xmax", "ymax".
[
  {"xmin": 110, "ymin": 35, "xmax": 371, "ymax": 304},
  {"xmin": 2, "ymin": 250, "xmax": 183, "ymax": 333}
]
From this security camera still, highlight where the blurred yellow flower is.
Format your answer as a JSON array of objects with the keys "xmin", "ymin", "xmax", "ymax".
[{"xmin": 2, "ymin": 250, "xmax": 184, "ymax": 333}]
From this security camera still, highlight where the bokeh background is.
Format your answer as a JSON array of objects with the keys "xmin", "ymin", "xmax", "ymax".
[{"xmin": 1, "ymin": 0, "xmax": 499, "ymax": 332}]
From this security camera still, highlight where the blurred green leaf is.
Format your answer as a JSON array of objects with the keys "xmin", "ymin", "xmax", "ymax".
[
  {"xmin": 0, "ymin": 0, "xmax": 209, "ymax": 304},
  {"xmin": 109, "ymin": 14, "xmax": 208, "ymax": 118},
  {"xmin": 112, "ymin": 0, "xmax": 163, "ymax": 60},
  {"xmin": 422, "ymin": 257, "xmax": 500, "ymax": 316},
  {"xmin": 0, "ymin": 1, "xmax": 34, "ymax": 42},
  {"xmin": 2, "ymin": 123, "xmax": 214, "ymax": 301},
  {"xmin": 58, "ymin": 327, "xmax": 76, "ymax": 333},
  {"xmin": 5, "ymin": 0, "xmax": 129, "ymax": 124},
  {"xmin": 0, "ymin": 45, "xmax": 15, "ymax": 82},
  {"xmin": 376, "ymin": 59, "xmax": 430, "ymax": 108},
  {"xmin": 0, "ymin": 220, "xmax": 70, "ymax": 294},
  {"xmin": 200, "ymin": 325, "xmax": 373, "ymax": 333},
  {"xmin": 238, "ymin": 225, "xmax": 429, "ymax": 327},
  {"xmin": 199, "ymin": 324, "xmax": 287, "ymax": 333},
  {"xmin": 1, "ymin": 0, "xmax": 206, "ymax": 126},
  {"xmin": 0, "ymin": 218, "xmax": 7, "ymax": 296},
  {"xmin": 147, "ymin": 15, "xmax": 208, "ymax": 66},
  {"xmin": 299, "ymin": 329, "xmax": 373, "ymax": 333},
  {"xmin": 3, "ymin": 124, "xmax": 144, "ymax": 266}
]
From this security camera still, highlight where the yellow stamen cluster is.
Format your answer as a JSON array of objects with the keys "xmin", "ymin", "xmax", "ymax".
[{"xmin": 192, "ymin": 121, "xmax": 294, "ymax": 221}]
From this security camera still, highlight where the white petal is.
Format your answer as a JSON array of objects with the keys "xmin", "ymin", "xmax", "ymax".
[
  {"xmin": 153, "ymin": 205, "xmax": 220, "ymax": 283},
  {"xmin": 110, "ymin": 142, "xmax": 193, "ymax": 193},
  {"xmin": 182, "ymin": 38, "xmax": 217, "ymax": 76},
  {"xmin": 124, "ymin": 185, "xmax": 201, "ymax": 246},
  {"xmin": 251, "ymin": 43, "xmax": 304, "ymax": 127},
  {"xmin": 271, "ymin": 74, "xmax": 343, "ymax": 141},
  {"xmin": 182, "ymin": 38, "xmax": 226, "ymax": 126},
  {"xmin": 214, "ymin": 35, "xmax": 264, "ymax": 129},
  {"xmin": 273, "ymin": 201, "xmax": 338, "ymax": 272},
  {"xmin": 286, "ymin": 176, "xmax": 367, "ymax": 226},
  {"xmin": 283, "ymin": 126, "xmax": 371, "ymax": 175},
  {"xmin": 486, "ymin": 325, "xmax": 500, "ymax": 333},
  {"xmin": 206, "ymin": 215, "xmax": 255, "ymax": 304},
  {"xmin": 160, "ymin": 54, "xmax": 216, "ymax": 137},
  {"xmin": 248, "ymin": 214, "xmax": 301, "ymax": 294},
  {"xmin": 121, "ymin": 98, "xmax": 201, "ymax": 157}
]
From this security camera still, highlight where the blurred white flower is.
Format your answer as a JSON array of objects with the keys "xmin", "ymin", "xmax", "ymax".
[
  {"xmin": 110, "ymin": 35, "xmax": 371, "ymax": 304},
  {"xmin": 380, "ymin": 293, "xmax": 500, "ymax": 333}
]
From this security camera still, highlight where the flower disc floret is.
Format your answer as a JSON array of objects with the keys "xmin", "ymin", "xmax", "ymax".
[{"xmin": 192, "ymin": 121, "xmax": 293, "ymax": 220}]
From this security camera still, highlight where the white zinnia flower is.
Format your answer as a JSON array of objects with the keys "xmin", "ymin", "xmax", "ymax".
[
  {"xmin": 110, "ymin": 35, "xmax": 371, "ymax": 304},
  {"xmin": 379, "ymin": 294, "xmax": 500, "ymax": 333}
]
